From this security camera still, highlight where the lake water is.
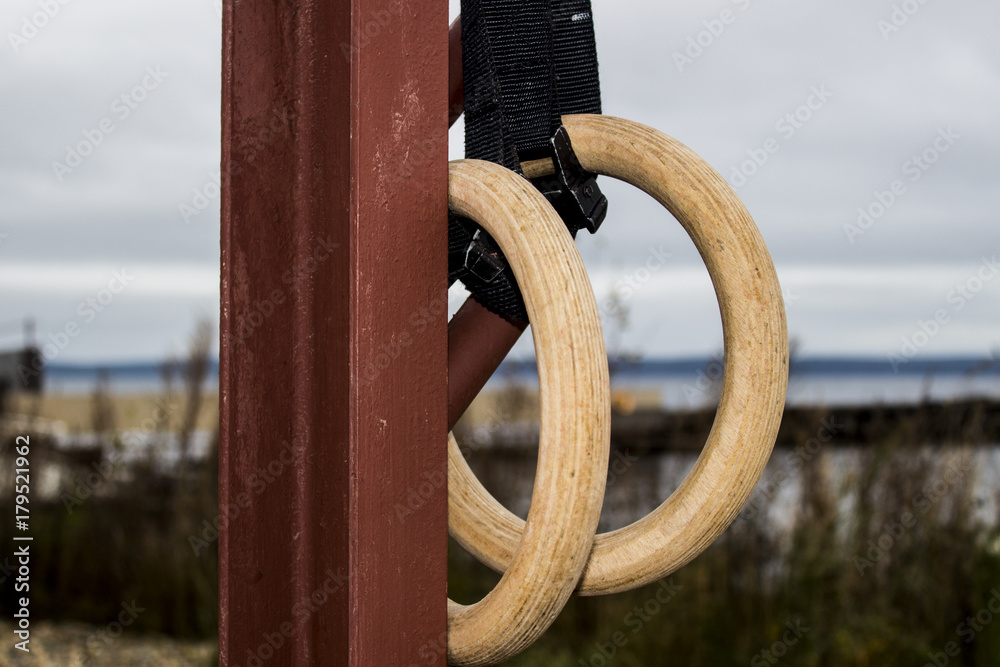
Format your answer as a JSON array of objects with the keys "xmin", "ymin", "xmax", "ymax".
[
  {"xmin": 489, "ymin": 356, "xmax": 1000, "ymax": 409},
  {"xmin": 42, "ymin": 356, "xmax": 1000, "ymax": 409}
]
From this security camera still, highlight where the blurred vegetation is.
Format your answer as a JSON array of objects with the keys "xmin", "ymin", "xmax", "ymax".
[
  {"xmin": 450, "ymin": 414, "xmax": 1000, "ymax": 666},
  {"xmin": 0, "ymin": 323, "xmax": 998, "ymax": 665},
  {"xmin": 0, "ymin": 321, "xmax": 219, "ymax": 661},
  {"xmin": 451, "ymin": 355, "xmax": 1000, "ymax": 665}
]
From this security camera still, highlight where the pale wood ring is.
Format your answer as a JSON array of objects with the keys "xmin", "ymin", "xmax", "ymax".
[
  {"xmin": 448, "ymin": 114, "xmax": 789, "ymax": 596},
  {"xmin": 446, "ymin": 159, "xmax": 611, "ymax": 665}
]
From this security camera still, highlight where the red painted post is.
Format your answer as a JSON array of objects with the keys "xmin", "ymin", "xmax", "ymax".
[{"xmin": 220, "ymin": 0, "xmax": 449, "ymax": 664}]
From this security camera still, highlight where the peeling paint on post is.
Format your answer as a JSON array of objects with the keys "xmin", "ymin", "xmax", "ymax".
[{"xmin": 220, "ymin": 0, "xmax": 448, "ymax": 664}]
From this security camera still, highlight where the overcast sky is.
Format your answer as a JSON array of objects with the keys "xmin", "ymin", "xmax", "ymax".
[{"xmin": 0, "ymin": 0, "xmax": 997, "ymax": 363}]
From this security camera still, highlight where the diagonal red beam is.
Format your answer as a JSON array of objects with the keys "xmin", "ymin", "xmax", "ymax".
[{"xmin": 448, "ymin": 297, "xmax": 527, "ymax": 429}]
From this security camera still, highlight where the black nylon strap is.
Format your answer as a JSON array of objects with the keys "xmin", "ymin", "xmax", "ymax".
[{"xmin": 449, "ymin": 0, "xmax": 603, "ymax": 323}]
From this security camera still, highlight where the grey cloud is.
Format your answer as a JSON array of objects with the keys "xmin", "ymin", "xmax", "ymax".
[{"xmin": 1, "ymin": 0, "xmax": 997, "ymax": 361}]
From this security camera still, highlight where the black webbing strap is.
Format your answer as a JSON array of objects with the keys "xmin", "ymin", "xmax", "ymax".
[{"xmin": 448, "ymin": 0, "xmax": 605, "ymax": 323}]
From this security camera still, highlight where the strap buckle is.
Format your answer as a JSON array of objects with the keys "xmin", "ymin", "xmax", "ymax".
[
  {"xmin": 452, "ymin": 125, "xmax": 608, "ymax": 287},
  {"xmin": 457, "ymin": 228, "xmax": 506, "ymax": 283},
  {"xmin": 523, "ymin": 126, "xmax": 608, "ymax": 235}
]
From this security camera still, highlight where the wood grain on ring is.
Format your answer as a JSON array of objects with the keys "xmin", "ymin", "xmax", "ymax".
[
  {"xmin": 449, "ymin": 114, "xmax": 789, "ymax": 596},
  {"xmin": 446, "ymin": 160, "xmax": 611, "ymax": 664}
]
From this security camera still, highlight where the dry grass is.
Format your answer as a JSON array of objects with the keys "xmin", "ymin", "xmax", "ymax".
[
  {"xmin": 0, "ymin": 620, "xmax": 215, "ymax": 666},
  {"xmin": 5, "ymin": 392, "xmax": 219, "ymax": 433}
]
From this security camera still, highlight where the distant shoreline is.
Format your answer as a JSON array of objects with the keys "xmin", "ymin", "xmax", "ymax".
[{"xmin": 40, "ymin": 354, "xmax": 999, "ymax": 380}]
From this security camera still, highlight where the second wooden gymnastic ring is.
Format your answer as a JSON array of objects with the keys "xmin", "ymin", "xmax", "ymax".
[
  {"xmin": 448, "ymin": 114, "xmax": 789, "ymax": 596},
  {"xmin": 446, "ymin": 159, "xmax": 611, "ymax": 664}
]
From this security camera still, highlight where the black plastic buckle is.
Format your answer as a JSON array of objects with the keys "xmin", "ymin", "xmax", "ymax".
[
  {"xmin": 524, "ymin": 126, "xmax": 608, "ymax": 235},
  {"xmin": 458, "ymin": 228, "xmax": 506, "ymax": 283},
  {"xmin": 453, "ymin": 126, "xmax": 607, "ymax": 286}
]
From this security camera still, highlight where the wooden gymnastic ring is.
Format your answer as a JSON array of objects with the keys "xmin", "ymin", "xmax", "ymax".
[
  {"xmin": 448, "ymin": 114, "xmax": 789, "ymax": 596},
  {"xmin": 446, "ymin": 159, "xmax": 611, "ymax": 664}
]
